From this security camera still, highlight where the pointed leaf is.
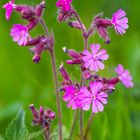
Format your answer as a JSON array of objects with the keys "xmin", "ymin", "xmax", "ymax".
[
  {"xmin": 5, "ymin": 109, "xmax": 28, "ymax": 140},
  {"xmin": 26, "ymin": 129, "xmax": 46, "ymax": 140}
]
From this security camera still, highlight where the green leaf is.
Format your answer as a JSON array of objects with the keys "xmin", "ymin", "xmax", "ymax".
[
  {"xmin": 0, "ymin": 136, "xmax": 5, "ymax": 140},
  {"xmin": 26, "ymin": 129, "xmax": 45, "ymax": 140},
  {"xmin": 5, "ymin": 109, "xmax": 29, "ymax": 140},
  {"xmin": 51, "ymin": 125, "xmax": 69, "ymax": 140},
  {"xmin": 0, "ymin": 102, "xmax": 22, "ymax": 121}
]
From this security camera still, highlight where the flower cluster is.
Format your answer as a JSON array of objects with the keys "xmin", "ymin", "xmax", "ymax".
[
  {"xmin": 56, "ymin": 1, "xmax": 133, "ymax": 114},
  {"xmin": 29, "ymin": 104, "xmax": 55, "ymax": 128},
  {"xmin": 59, "ymin": 55, "xmax": 133, "ymax": 113},
  {"xmin": 3, "ymin": 0, "xmax": 52, "ymax": 63}
]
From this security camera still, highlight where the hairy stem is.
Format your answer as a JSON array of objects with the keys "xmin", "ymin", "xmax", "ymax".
[
  {"xmin": 83, "ymin": 113, "xmax": 94, "ymax": 140},
  {"xmin": 50, "ymin": 50, "xmax": 62, "ymax": 140},
  {"xmin": 79, "ymin": 109, "xmax": 83, "ymax": 137},
  {"xmin": 69, "ymin": 110, "xmax": 78, "ymax": 138},
  {"xmin": 40, "ymin": 18, "xmax": 49, "ymax": 35},
  {"xmin": 40, "ymin": 19, "xmax": 62, "ymax": 140},
  {"xmin": 73, "ymin": 9, "xmax": 90, "ymax": 138},
  {"xmin": 73, "ymin": 9, "xmax": 86, "ymax": 36},
  {"xmin": 84, "ymin": 36, "xmax": 88, "ymax": 50}
]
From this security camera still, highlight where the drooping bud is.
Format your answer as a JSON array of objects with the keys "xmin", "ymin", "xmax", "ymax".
[
  {"xmin": 68, "ymin": 21, "xmax": 86, "ymax": 30},
  {"xmin": 97, "ymin": 26, "xmax": 110, "ymax": 44},
  {"xmin": 57, "ymin": 9, "xmax": 74, "ymax": 22},
  {"xmin": 93, "ymin": 13, "xmax": 112, "ymax": 44},
  {"xmin": 32, "ymin": 54, "xmax": 41, "ymax": 63}
]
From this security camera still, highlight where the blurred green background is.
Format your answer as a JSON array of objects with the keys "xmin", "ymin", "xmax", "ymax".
[{"xmin": 0, "ymin": 0, "xmax": 140, "ymax": 139}]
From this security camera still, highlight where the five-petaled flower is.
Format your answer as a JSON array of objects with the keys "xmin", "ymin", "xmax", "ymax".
[
  {"xmin": 10, "ymin": 24, "xmax": 31, "ymax": 46},
  {"xmin": 82, "ymin": 44, "xmax": 109, "ymax": 72},
  {"xmin": 111, "ymin": 9, "xmax": 129, "ymax": 35},
  {"xmin": 3, "ymin": 0, "xmax": 16, "ymax": 20},
  {"xmin": 115, "ymin": 64, "xmax": 134, "ymax": 88},
  {"xmin": 78, "ymin": 82, "xmax": 108, "ymax": 113},
  {"xmin": 63, "ymin": 85, "xmax": 80, "ymax": 110},
  {"xmin": 56, "ymin": 0, "xmax": 72, "ymax": 12}
]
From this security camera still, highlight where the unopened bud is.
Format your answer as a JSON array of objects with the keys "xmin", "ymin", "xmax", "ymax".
[
  {"xmin": 68, "ymin": 21, "xmax": 86, "ymax": 30},
  {"xmin": 35, "ymin": 1, "xmax": 46, "ymax": 17},
  {"xmin": 26, "ymin": 18, "xmax": 39, "ymax": 31},
  {"xmin": 32, "ymin": 54, "xmax": 41, "ymax": 63},
  {"xmin": 45, "ymin": 108, "xmax": 56, "ymax": 120},
  {"xmin": 63, "ymin": 47, "xmax": 81, "ymax": 59},
  {"xmin": 108, "ymin": 77, "xmax": 119, "ymax": 85},
  {"xmin": 66, "ymin": 59, "xmax": 81, "ymax": 65},
  {"xmin": 29, "ymin": 104, "xmax": 39, "ymax": 119},
  {"xmin": 59, "ymin": 63, "xmax": 71, "ymax": 82},
  {"xmin": 97, "ymin": 26, "xmax": 110, "ymax": 44}
]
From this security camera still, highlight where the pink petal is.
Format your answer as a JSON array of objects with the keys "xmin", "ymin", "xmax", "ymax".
[
  {"xmin": 90, "ymin": 44, "xmax": 100, "ymax": 55},
  {"xmin": 96, "ymin": 100, "xmax": 104, "ymax": 112},
  {"xmin": 117, "ymin": 9, "xmax": 126, "ymax": 19},
  {"xmin": 82, "ymin": 100, "xmax": 91, "ymax": 111},
  {"xmin": 92, "ymin": 101, "xmax": 98, "ymax": 113}
]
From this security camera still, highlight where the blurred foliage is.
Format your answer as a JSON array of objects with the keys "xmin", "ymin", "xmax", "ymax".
[{"xmin": 0, "ymin": 0, "xmax": 140, "ymax": 140}]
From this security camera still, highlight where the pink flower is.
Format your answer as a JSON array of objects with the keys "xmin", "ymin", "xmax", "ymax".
[
  {"xmin": 111, "ymin": 9, "xmax": 128, "ymax": 35},
  {"xmin": 63, "ymin": 85, "xmax": 79, "ymax": 110},
  {"xmin": 3, "ymin": 0, "xmax": 16, "ymax": 20},
  {"xmin": 78, "ymin": 82, "xmax": 108, "ymax": 113},
  {"xmin": 56, "ymin": 0, "xmax": 72, "ymax": 12},
  {"xmin": 10, "ymin": 24, "xmax": 31, "ymax": 46},
  {"xmin": 115, "ymin": 64, "xmax": 134, "ymax": 88},
  {"xmin": 82, "ymin": 44, "xmax": 109, "ymax": 72}
]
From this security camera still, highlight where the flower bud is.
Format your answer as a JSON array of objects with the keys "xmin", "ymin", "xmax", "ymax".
[
  {"xmin": 68, "ymin": 21, "xmax": 86, "ymax": 30},
  {"xmin": 45, "ymin": 108, "xmax": 56, "ymax": 120},
  {"xmin": 107, "ymin": 77, "xmax": 119, "ymax": 85},
  {"xmin": 29, "ymin": 104, "xmax": 39, "ymax": 119},
  {"xmin": 26, "ymin": 18, "xmax": 39, "ymax": 31},
  {"xmin": 93, "ymin": 14, "xmax": 112, "ymax": 44},
  {"xmin": 97, "ymin": 26, "xmax": 110, "ymax": 44},
  {"xmin": 59, "ymin": 63, "xmax": 71, "ymax": 82},
  {"xmin": 32, "ymin": 54, "xmax": 41, "ymax": 63},
  {"xmin": 15, "ymin": 5, "xmax": 35, "ymax": 20},
  {"xmin": 35, "ymin": 1, "xmax": 46, "ymax": 17},
  {"xmin": 66, "ymin": 59, "xmax": 81, "ymax": 65},
  {"xmin": 57, "ymin": 10, "xmax": 73, "ymax": 22},
  {"xmin": 83, "ymin": 70, "xmax": 92, "ymax": 80},
  {"xmin": 26, "ymin": 36, "xmax": 42, "ymax": 46},
  {"xmin": 39, "ymin": 106, "xmax": 44, "ymax": 123},
  {"xmin": 63, "ymin": 47, "xmax": 81, "ymax": 59}
]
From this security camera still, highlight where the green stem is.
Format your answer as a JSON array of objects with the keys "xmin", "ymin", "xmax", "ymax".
[
  {"xmin": 40, "ymin": 18, "xmax": 62, "ymax": 140},
  {"xmin": 83, "ymin": 113, "xmax": 94, "ymax": 140},
  {"xmin": 50, "ymin": 50, "xmax": 62, "ymax": 140},
  {"xmin": 69, "ymin": 110, "xmax": 78, "ymax": 138}
]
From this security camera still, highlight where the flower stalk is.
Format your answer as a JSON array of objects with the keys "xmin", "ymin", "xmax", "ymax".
[{"xmin": 40, "ymin": 19, "xmax": 63, "ymax": 140}]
